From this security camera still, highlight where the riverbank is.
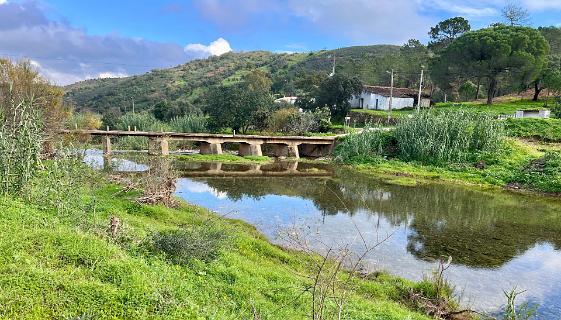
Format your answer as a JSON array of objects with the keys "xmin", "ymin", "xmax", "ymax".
[
  {"xmin": 0, "ymin": 164, "xmax": 461, "ymax": 319},
  {"xmin": 344, "ymin": 139, "xmax": 561, "ymax": 196}
]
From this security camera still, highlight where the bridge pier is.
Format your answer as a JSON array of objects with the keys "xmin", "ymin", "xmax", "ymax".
[
  {"xmin": 269, "ymin": 143, "xmax": 300, "ymax": 158},
  {"xmin": 287, "ymin": 143, "xmax": 300, "ymax": 159},
  {"xmin": 102, "ymin": 136, "xmax": 112, "ymax": 156},
  {"xmin": 299, "ymin": 144, "xmax": 333, "ymax": 158},
  {"xmin": 238, "ymin": 142, "xmax": 263, "ymax": 157},
  {"xmin": 148, "ymin": 137, "xmax": 169, "ymax": 156},
  {"xmin": 200, "ymin": 141, "xmax": 223, "ymax": 155}
]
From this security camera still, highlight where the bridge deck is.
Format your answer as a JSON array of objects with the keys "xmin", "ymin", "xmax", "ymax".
[{"xmin": 60, "ymin": 129, "xmax": 338, "ymax": 144}]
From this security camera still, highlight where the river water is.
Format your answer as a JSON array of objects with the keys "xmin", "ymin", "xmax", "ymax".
[{"xmin": 87, "ymin": 151, "xmax": 561, "ymax": 318}]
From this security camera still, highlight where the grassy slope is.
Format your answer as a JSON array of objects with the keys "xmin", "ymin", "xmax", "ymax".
[
  {"xmin": 505, "ymin": 118, "xmax": 561, "ymax": 142},
  {"xmin": 0, "ymin": 180, "xmax": 431, "ymax": 319},
  {"xmin": 347, "ymin": 138, "xmax": 533, "ymax": 188}
]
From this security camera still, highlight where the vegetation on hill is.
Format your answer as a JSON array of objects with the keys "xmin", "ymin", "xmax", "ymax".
[{"xmin": 63, "ymin": 45, "xmax": 407, "ymax": 116}]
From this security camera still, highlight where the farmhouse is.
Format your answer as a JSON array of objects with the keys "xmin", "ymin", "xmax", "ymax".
[{"xmin": 350, "ymin": 85, "xmax": 431, "ymax": 110}]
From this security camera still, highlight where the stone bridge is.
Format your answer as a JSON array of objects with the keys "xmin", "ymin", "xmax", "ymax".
[{"xmin": 60, "ymin": 129, "xmax": 339, "ymax": 158}]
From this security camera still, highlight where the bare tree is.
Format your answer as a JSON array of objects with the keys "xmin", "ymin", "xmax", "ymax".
[{"xmin": 501, "ymin": 2, "xmax": 530, "ymax": 26}]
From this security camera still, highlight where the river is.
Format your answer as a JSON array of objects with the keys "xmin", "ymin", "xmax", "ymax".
[{"xmin": 86, "ymin": 150, "xmax": 561, "ymax": 318}]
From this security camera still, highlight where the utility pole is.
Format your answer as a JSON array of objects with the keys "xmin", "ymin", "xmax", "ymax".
[
  {"xmin": 417, "ymin": 67, "xmax": 424, "ymax": 112},
  {"xmin": 132, "ymin": 97, "xmax": 135, "ymax": 114},
  {"xmin": 388, "ymin": 69, "xmax": 394, "ymax": 115}
]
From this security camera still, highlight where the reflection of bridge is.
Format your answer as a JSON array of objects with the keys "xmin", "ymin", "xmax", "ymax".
[
  {"xmin": 61, "ymin": 129, "xmax": 338, "ymax": 158},
  {"xmin": 177, "ymin": 161, "xmax": 332, "ymax": 177}
]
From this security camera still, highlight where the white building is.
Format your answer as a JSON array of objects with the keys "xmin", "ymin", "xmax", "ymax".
[
  {"xmin": 350, "ymin": 85, "xmax": 430, "ymax": 110},
  {"xmin": 274, "ymin": 96, "xmax": 298, "ymax": 104}
]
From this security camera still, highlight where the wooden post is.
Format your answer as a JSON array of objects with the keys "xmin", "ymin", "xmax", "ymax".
[{"xmin": 102, "ymin": 136, "xmax": 111, "ymax": 156}]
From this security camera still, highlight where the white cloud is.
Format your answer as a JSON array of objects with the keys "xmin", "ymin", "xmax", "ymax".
[
  {"xmin": 98, "ymin": 71, "xmax": 128, "ymax": 79},
  {"xmin": 0, "ymin": 2, "xmax": 232, "ymax": 85},
  {"xmin": 184, "ymin": 37, "xmax": 232, "ymax": 59},
  {"xmin": 522, "ymin": 0, "xmax": 561, "ymax": 11},
  {"xmin": 0, "ymin": 0, "xmax": 7, "ymax": 5},
  {"xmin": 287, "ymin": 0, "xmax": 431, "ymax": 44}
]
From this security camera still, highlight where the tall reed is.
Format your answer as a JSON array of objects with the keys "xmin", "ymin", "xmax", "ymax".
[
  {"xmin": 394, "ymin": 110, "xmax": 504, "ymax": 164},
  {"xmin": 334, "ymin": 128, "xmax": 393, "ymax": 163},
  {"xmin": 0, "ymin": 99, "xmax": 43, "ymax": 195},
  {"xmin": 169, "ymin": 115, "xmax": 207, "ymax": 133}
]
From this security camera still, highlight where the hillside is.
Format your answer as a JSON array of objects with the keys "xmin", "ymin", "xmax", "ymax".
[{"xmin": 64, "ymin": 45, "xmax": 401, "ymax": 115}]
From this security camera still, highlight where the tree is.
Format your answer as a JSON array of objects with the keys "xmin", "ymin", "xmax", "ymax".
[
  {"xmin": 296, "ymin": 73, "xmax": 362, "ymax": 120},
  {"xmin": 502, "ymin": 2, "xmax": 529, "ymax": 26},
  {"xmin": 316, "ymin": 74, "xmax": 363, "ymax": 120},
  {"xmin": 428, "ymin": 17, "xmax": 471, "ymax": 52},
  {"xmin": 431, "ymin": 25, "xmax": 549, "ymax": 105},
  {"xmin": 398, "ymin": 39, "xmax": 430, "ymax": 87},
  {"xmin": 153, "ymin": 100, "xmax": 192, "ymax": 121},
  {"xmin": 294, "ymin": 71, "xmax": 328, "ymax": 111},
  {"xmin": 533, "ymin": 27, "xmax": 561, "ymax": 100},
  {"xmin": 205, "ymin": 72, "xmax": 273, "ymax": 133}
]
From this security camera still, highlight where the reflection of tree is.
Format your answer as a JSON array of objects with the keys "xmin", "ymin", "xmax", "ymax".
[{"xmin": 199, "ymin": 168, "xmax": 561, "ymax": 269}]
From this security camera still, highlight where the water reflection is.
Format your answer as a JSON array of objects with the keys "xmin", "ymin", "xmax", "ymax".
[
  {"xmin": 174, "ymin": 166, "xmax": 561, "ymax": 317},
  {"xmin": 81, "ymin": 151, "xmax": 561, "ymax": 317}
]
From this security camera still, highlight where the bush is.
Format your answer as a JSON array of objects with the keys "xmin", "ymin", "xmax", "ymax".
[
  {"xmin": 151, "ymin": 227, "xmax": 227, "ymax": 264},
  {"xmin": 267, "ymin": 107, "xmax": 331, "ymax": 134},
  {"xmin": 334, "ymin": 129, "xmax": 395, "ymax": 163},
  {"xmin": 267, "ymin": 108, "xmax": 299, "ymax": 133},
  {"xmin": 67, "ymin": 111, "xmax": 103, "ymax": 130},
  {"xmin": 394, "ymin": 110, "xmax": 504, "ymax": 164}
]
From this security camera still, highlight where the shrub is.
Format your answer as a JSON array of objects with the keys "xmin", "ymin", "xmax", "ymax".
[
  {"xmin": 268, "ymin": 107, "xmax": 299, "ymax": 133},
  {"xmin": 151, "ymin": 227, "xmax": 227, "ymax": 264},
  {"xmin": 67, "ymin": 111, "xmax": 103, "ymax": 130},
  {"xmin": 283, "ymin": 107, "xmax": 331, "ymax": 135},
  {"xmin": 394, "ymin": 110, "xmax": 504, "ymax": 164},
  {"xmin": 334, "ymin": 129, "xmax": 395, "ymax": 163}
]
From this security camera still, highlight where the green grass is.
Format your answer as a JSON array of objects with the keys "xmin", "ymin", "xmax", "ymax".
[
  {"xmin": 350, "ymin": 139, "xmax": 561, "ymax": 194},
  {"xmin": 505, "ymin": 118, "xmax": 561, "ymax": 142},
  {"xmin": 176, "ymin": 153, "xmax": 272, "ymax": 163},
  {"xmin": 0, "ymin": 171, "xmax": 435, "ymax": 319}
]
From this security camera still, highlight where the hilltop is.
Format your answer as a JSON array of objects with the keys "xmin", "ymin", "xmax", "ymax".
[{"xmin": 63, "ymin": 45, "xmax": 401, "ymax": 115}]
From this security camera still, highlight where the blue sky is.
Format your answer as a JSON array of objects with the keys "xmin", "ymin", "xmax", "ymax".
[{"xmin": 2, "ymin": 0, "xmax": 561, "ymax": 84}]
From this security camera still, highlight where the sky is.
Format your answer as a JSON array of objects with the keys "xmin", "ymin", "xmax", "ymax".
[{"xmin": 1, "ymin": 0, "xmax": 561, "ymax": 85}]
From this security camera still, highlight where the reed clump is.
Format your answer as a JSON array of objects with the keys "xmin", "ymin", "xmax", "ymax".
[
  {"xmin": 394, "ymin": 110, "xmax": 504, "ymax": 164},
  {"xmin": 336, "ymin": 110, "xmax": 505, "ymax": 166}
]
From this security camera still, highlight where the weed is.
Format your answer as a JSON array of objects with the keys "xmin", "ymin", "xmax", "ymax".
[{"xmin": 150, "ymin": 226, "xmax": 228, "ymax": 264}]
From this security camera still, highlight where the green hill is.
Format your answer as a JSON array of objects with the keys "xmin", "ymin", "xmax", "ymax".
[{"xmin": 64, "ymin": 45, "xmax": 401, "ymax": 115}]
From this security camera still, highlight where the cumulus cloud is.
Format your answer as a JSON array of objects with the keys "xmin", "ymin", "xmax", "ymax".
[
  {"xmin": 0, "ymin": 1, "xmax": 230, "ymax": 85},
  {"xmin": 184, "ymin": 38, "xmax": 232, "ymax": 59}
]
